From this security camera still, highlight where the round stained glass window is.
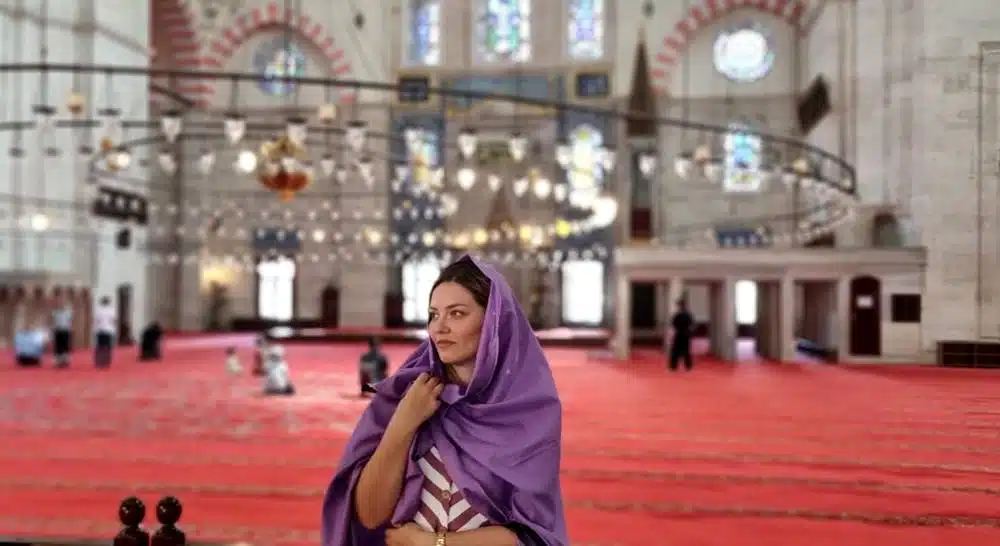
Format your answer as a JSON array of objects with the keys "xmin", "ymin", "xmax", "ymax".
[
  {"xmin": 254, "ymin": 37, "xmax": 307, "ymax": 97},
  {"xmin": 712, "ymin": 24, "xmax": 774, "ymax": 83}
]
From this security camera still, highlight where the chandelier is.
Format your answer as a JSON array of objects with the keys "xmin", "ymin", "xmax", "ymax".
[{"xmin": 0, "ymin": 58, "xmax": 858, "ymax": 268}]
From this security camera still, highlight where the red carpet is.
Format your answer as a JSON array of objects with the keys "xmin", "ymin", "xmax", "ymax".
[{"xmin": 1, "ymin": 336, "xmax": 999, "ymax": 545}]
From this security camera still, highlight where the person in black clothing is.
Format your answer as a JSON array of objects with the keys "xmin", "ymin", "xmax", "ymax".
[
  {"xmin": 358, "ymin": 336, "xmax": 388, "ymax": 396},
  {"xmin": 668, "ymin": 299, "xmax": 694, "ymax": 371},
  {"xmin": 138, "ymin": 321, "xmax": 163, "ymax": 361}
]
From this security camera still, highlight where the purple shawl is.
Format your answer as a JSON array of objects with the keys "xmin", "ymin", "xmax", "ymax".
[{"xmin": 321, "ymin": 257, "xmax": 567, "ymax": 546}]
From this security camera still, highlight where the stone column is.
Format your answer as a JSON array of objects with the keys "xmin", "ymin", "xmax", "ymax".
[
  {"xmin": 709, "ymin": 278, "xmax": 736, "ymax": 361},
  {"xmin": 613, "ymin": 273, "xmax": 631, "ymax": 359},
  {"xmin": 779, "ymin": 275, "xmax": 797, "ymax": 362},
  {"xmin": 836, "ymin": 275, "xmax": 851, "ymax": 360}
]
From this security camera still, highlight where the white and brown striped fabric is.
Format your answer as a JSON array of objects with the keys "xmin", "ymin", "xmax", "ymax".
[{"xmin": 413, "ymin": 446, "xmax": 489, "ymax": 532}]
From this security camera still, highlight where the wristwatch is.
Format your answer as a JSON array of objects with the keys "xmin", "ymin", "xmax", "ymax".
[{"xmin": 434, "ymin": 531, "xmax": 447, "ymax": 546}]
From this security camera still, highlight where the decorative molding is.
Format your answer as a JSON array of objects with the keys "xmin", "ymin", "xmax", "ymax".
[
  {"xmin": 650, "ymin": 0, "xmax": 807, "ymax": 94},
  {"xmin": 150, "ymin": 0, "xmax": 201, "ymax": 106},
  {"xmin": 192, "ymin": 1, "xmax": 355, "ymax": 106}
]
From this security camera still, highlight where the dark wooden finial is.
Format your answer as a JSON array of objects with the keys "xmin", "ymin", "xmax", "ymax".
[
  {"xmin": 151, "ymin": 496, "xmax": 185, "ymax": 546},
  {"xmin": 115, "ymin": 497, "xmax": 150, "ymax": 546}
]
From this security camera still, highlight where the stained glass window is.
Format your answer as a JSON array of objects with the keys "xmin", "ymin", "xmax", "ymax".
[
  {"xmin": 257, "ymin": 256, "xmax": 296, "ymax": 321},
  {"xmin": 254, "ymin": 37, "xmax": 307, "ymax": 97},
  {"xmin": 477, "ymin": 0, "xmax": 532, "ymax": 63},
  {"xmin": 567, "ymin": 124, "xmax": 603, "ymax": 195},
  {"xmin": 408, "ymin": 0, "xmax": 441, "ymax": 66},
  {"xmin": 713, "ymin": 24, "xmax": 774, "ymax": 83},
  {"xmin": 722, "ymin": 123, "xmax": 763, "ymax": 192},
  {"xmin": 568, "ymin": 0, "xmax": 604, "ymax": 60},
  {"xmin": 403, "ymin": 257, "xmax": 441, "ymax": 323}
]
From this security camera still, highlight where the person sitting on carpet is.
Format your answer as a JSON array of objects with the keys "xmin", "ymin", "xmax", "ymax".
[
  {"xmin": 225, "ymin": 346, "xmax": 243, "ymax": 375},
  {"xmin": 139, "ymin": 321, "xmax": 163, "ymax": 362},
  {"xmin": 253, "ymin": 334, "xmax": 267, "ymax": 376},
  {"xmin": 263, "ymin": 344, "xmax": 295, "ymax": 396},
  {"xmin": 322, "ymin": 255, "xmax": 567, "ymax": 546},
  {"xmin": 14, "ymin": 322, "xmax": 49, "ymax": 368},
  {"xmin": 358, "ymin": 336, "xmax": 388, "ymax": 396}
]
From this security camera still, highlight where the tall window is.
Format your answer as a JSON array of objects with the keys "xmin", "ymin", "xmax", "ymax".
[
  {"xmin": 566, "ymin": 124, "xmax": 604, "ymax": 205},
  {"xmin": 735, "ymin": 280, "xmax": 757, "ymax": 325},
  {"xmin": 567, "ymin": 0, "xmax": 604, "ymax": 60},
  {"xmin": 408, "ymin": 0, "xmax": 441, "ymax": 66},
  {"xmin": 476, "ymin": 0, "xmax": 532, "ymax": 63},
  {"xmin": 253, "ymin": 37, "xmax": 307, "ymax": 97},
  {"xmin": 403, "ymin": 258, "xmax": 442, "ymax": 323},
  {"xmin": 257, "ymin": 256, "xmax": 296, "ymax": 321},
  {"xmin": 722, "ymin": 123, "xmax": 763, "ymax": 192},
  {"xmin": 561, "ymin": 260, "xmax": 604, "ymax": 325}
]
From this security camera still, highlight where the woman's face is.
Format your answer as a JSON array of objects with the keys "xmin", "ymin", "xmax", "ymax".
[{"xmin": 428, "ymin": 281, "xmax": 485, "ymax": 366}]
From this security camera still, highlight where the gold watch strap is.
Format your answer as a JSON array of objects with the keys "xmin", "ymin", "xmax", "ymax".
[{"xmin": 434, "ymin": 531, "xmax": 447, "ymax": 546}]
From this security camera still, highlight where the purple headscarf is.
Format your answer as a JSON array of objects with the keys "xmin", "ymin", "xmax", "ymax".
[{"xmin": 322, "ymin": 256, "xmax": 567, "ymax": 546}]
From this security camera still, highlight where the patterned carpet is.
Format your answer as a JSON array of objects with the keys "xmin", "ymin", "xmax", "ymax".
[{"xmin": 1, "ymin": 336, "xmax": 1000, "ymax": 545}]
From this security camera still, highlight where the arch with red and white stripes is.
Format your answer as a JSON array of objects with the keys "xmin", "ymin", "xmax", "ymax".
[
  {"xmin": 650, "ymin": 0, "xmax": 807, "ymax": 94},
  {"xmin": 150, "ymin": 0, "xmax": 200, "ymax": 104},
  {"xmin": 186, "ymin": 1, "xmax": 355, "ymax": 107}
]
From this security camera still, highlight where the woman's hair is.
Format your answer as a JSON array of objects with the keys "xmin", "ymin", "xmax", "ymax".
[{"xmin": 431, "ymin": 256, "xmax": 492, "ymax": 309}]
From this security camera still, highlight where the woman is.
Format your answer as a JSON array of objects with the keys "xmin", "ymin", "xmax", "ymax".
[{"xmin": 322, "ymin": 256, "xmax": 567, "ymax": 546}]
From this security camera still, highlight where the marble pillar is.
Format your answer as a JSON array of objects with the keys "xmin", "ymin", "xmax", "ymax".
[
  {"xmin": 709, "ymin": 278, "xmax": 736, "ymax": 360},
  {"xmin": 779, "ymin": 276, "xmax": 797, "ymax": 362},
  {"xmin": 613, "ymin": 273, "xmax": 631, "ymax": 359}
]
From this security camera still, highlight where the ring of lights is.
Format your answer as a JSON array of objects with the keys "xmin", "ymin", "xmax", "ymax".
[{"xmin": 0, "ymin": 63, "xmax": 858, "ymax": 265}]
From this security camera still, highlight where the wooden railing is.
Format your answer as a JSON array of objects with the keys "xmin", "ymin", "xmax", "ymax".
[{"xmin": 0, "ymin": 497, "xmax": 218, "ymax": 546}]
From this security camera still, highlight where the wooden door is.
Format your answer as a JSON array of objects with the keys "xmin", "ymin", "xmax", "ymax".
[
  {"xmin": 630, "ymin": 282, "xmax": 657, "ymax": 329},
  {"xmin": 849, "ymin": 276, "xmax": 881, "ymax": 356},
  {"xmin": 117, "ymin": 284, "xmax": 133, "ymax": 345},
  {"xmin": 321, "ymin": 284, "xmax": 340, "ymax": 328}
]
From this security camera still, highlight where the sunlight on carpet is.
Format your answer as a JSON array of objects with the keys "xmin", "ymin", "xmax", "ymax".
[{"xmin": 1, "ymin": 336, "xmax": 999, "ymax": 545}]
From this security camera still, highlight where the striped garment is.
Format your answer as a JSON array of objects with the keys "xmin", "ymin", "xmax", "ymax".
[{"xmin": 413, "ymin": 446, "xmax": 489, "ymax": 533}]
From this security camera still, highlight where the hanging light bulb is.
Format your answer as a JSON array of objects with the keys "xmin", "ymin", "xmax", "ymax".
[
  {"xmin": 160, "ymin": 110, "xmax": 182, "ymax": 143},
  {"xmin": 456, "ymin": 167, "xmax": 476, "ymax": 190},
  {"xmin": 553, "ymin": 183, "xmax": 568, "ymax": 202},
  {"xmin": 66, "ymin": 91, "xmax": 86, "ymax": 116},
  {"xmin": 335, "ymin": 166, "xmax": 348, "ymax": 183},
  {"xmin": 157, "ymin": 150, "xmax": 177, "ymax": 175},
  {"xmin": 357, "ymin": 156, "xmax": 374, "ymax": 179},
  {"xmin": 674, "ymin": 154, "xmax": 693, "ymax": 178},
  {"xmin": 508, "ymin": 132, "xmax": 528, "ymax": 163},
  {"xmin": 98, "ymin": 108, "xmax": 122, "ymax": 149},
  {"xmin": 555, "ymin": 140, "xmax": 572, "ymax": 169},
  {"xmin": 224, "ymin": 113, "xmax": 246, "ymax": 145},
  {"xmin": 403, "ymin": 127, "xmax": 424, "ymax": 157},
  {"xmin": 457, "ymin": 127, "xmax": 478, "ymax": 160},
  {"xmin": 512, "ymin": 177, "xmax": 529, "ymax": 197},
  {"xmin": 532, "ymin": 177, "xmax": 552, "ymax": 199},
  {"xmin": 346, "ymin": 120, "xmax": 368, "ymax": 153},
  {"xmin": 487, "ymin": 174, "xmax": 502, "ymax": 192},
  {"xmin": 197, "ymin": 149, "xmax": 216, "ymax": 175},
  {"xmin": 235, "ymin": 149, "xmax": 257, "ymax": 173},
  {"xmin": 286, "ymin": 117, "xmax": 308, "ymax": 145},
  {"xmin": 317, "ymin": 103, "xmax": 338, "ymax": 124},
  {"xmin": 111, "ymin": 147, "xmax": 132, "ymax": 171},
  {"xmin": 590, "ymin": 196, "xmax": 619, "ymax": 228},
  {"xmin": 394, "ymin": 164, "xmax": 410, "ymax": 182},
  {"xmin": 638, "ymin": 152, "xmax": 657, "ymax": 178},
  {"xmin": 319, "ymin": 154, "xmax": 337, "ymax": 177}
]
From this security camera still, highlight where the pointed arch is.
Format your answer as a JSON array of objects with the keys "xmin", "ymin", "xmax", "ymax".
[
  {"xmin": 187, "ymin": 1, "xmax": 355, "ymax": 106},
  {"xmin": 650, "ymin": 0, "xmax": 807, "ymax": 94},
  {"xmin": 150, "ymin": 0, "xmax": 200, "ymax": 105}
]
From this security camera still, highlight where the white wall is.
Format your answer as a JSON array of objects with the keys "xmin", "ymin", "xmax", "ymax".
[{"xmin": 0, "ymin": 0, "xmax": 152, "ymax": 332}]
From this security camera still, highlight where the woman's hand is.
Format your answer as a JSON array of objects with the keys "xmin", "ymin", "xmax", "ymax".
[
  {"xmin": 385, "ymin": 523, "xmax": 436, "ymax": 546},
  {"xmin": 389, "ymin": 372, "xmax": 445, "ymax": 433}
]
